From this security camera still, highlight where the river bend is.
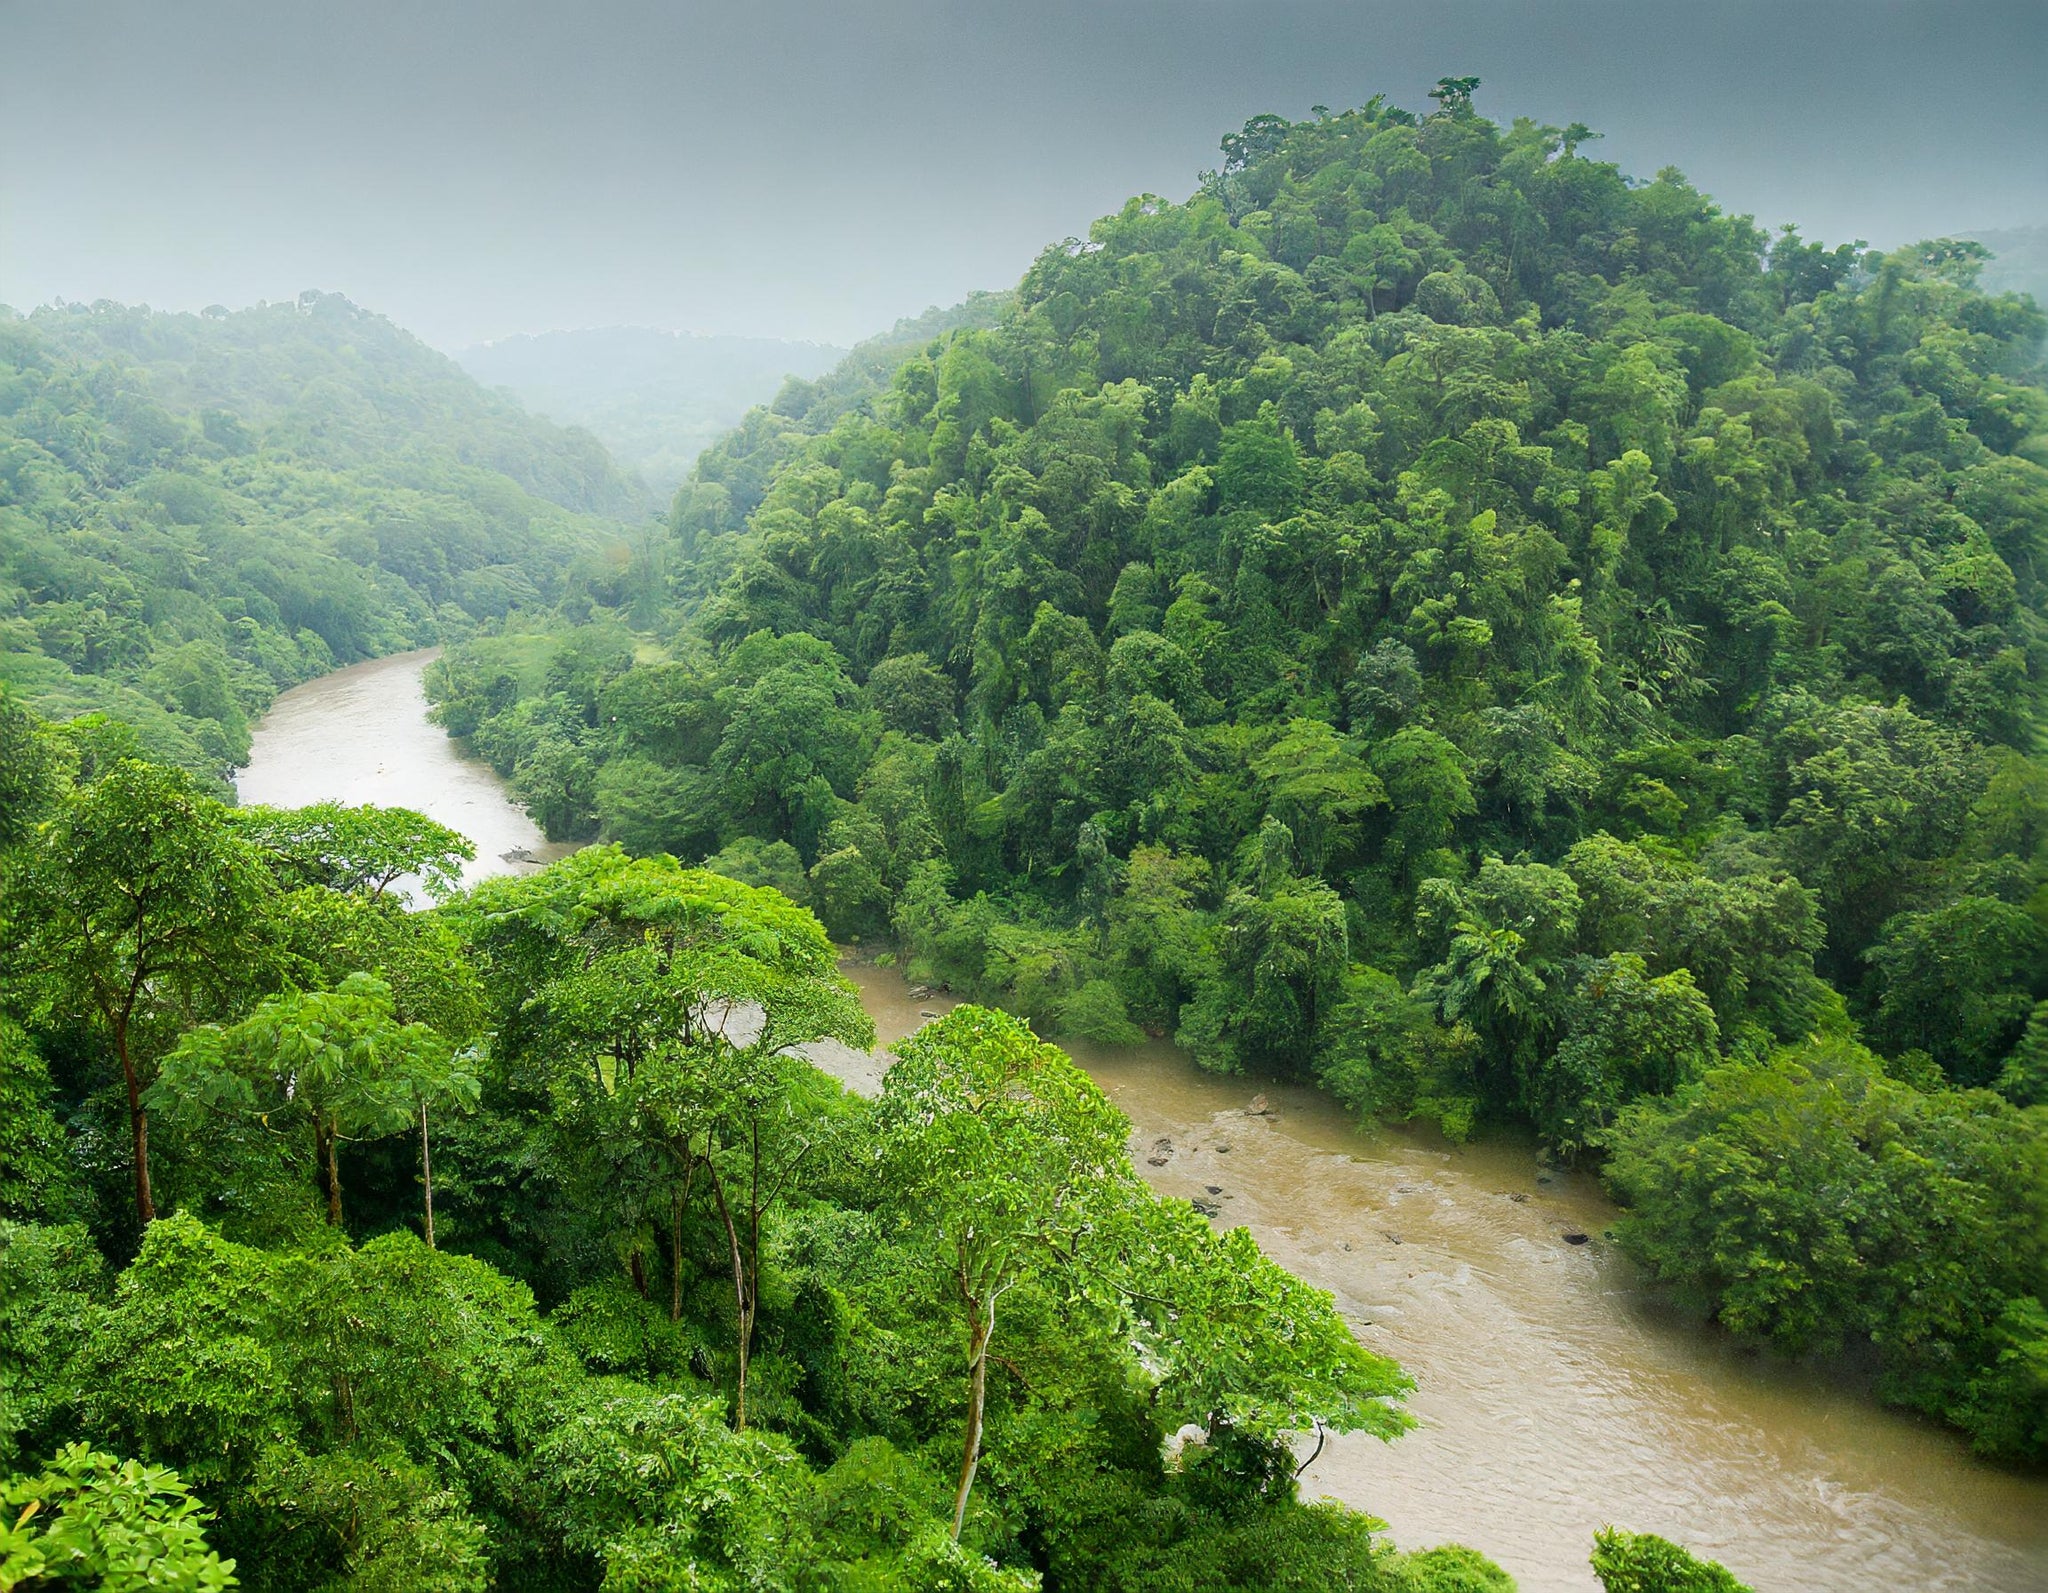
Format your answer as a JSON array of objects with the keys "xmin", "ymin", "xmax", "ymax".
[{"xmin": 238, "ymin": 649, "xmax": 2048, "ymax": 1593}]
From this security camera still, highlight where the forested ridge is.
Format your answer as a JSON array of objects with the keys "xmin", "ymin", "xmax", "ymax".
[
  {"xmin": 0, "ymin": 196, "xmax": 1604, "ymax": 1591},
  {"xmin": 0, "ymin": 80, "xmax": 2038, "ymax": 1591},
  {"xmin": 432, "ymin": 88, "xmax": 2048, "ymax": 1464},
  {"xmin": 0, "ymin": 291, "xmax": 638, "ymax": 785}
]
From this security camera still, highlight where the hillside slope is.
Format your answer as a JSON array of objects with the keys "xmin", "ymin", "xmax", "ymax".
[
  {"xmin": 0, "ymin": 292, "xmax": 636, "ymax": 780},
  {"xmin": 435, "ymin": 90, "xmax": 2048, "ymax": 1455}
]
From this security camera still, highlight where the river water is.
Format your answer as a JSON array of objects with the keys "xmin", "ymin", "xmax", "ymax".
[
  {"xmin": 240, "ymin": 648, "xmax": 2048, "ymax": 1593},
  {"xmin": 236, "ymin": 649, "xmax": 578, "ymax": 891}
]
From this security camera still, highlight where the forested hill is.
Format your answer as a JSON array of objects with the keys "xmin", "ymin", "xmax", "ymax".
[
  {"xmin": 0, "ymin": 292, "xmax": 639, "ymax": 782},
  {"xmin": 436, "ymin": 87, "xmax": 2048, "ymax": 1459},
  {"xmin": 667, "ymin": 289, "xmax": 1012, "ymax": 553}
]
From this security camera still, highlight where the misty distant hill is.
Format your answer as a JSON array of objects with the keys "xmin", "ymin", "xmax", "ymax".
[
  {"xmin": 1965, "ymin": 226, "xmax": 2048, "ymax": 308},
  {"xmin": 0, "ymin": 293, "xmax": 634, "ymax": 783},
  {"xmin": 456, "ymin": 328, "xmax": 845, "ymax": 498}
]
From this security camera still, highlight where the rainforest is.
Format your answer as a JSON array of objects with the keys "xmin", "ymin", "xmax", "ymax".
[{"xmin": 1, "ymin": 81, "xmax": 2044, "ymax": 1593}]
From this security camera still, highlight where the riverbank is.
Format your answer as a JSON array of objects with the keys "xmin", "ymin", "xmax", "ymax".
[
  {"xmin": 238, "ymin": 652, "xmax": 2048, "ymax": 1593},
  {"xmin": 826, "ymin": 954, "xmax": 2048, "ymax": 1593}
]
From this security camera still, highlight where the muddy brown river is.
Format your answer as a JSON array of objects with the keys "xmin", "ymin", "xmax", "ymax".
[{"xmin": 241, "ymin": 648, "xmax": 2048, "ymax": 1593}]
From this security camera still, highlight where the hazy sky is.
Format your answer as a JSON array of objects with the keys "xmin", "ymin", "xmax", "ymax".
[{"xmin": 4, "ymin": 1, "xmax": 2043, "ymax": 351}]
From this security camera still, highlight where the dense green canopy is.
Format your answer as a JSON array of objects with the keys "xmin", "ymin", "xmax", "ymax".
[
  {"xmin": 0, "ymin": 82, "xmax": 2037, "ymax": 1588},
  {"xmin": 0, "ymin": 292, "xmax": 637, "ymax": 784},
  {"xmin": 435, "ymin": 92, "xmax": 2048, "ymax": 1463}
]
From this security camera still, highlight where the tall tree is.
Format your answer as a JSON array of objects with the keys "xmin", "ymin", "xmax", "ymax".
[
  {"xmin": 456, "ymin": 847, "xmax": 871, "ymax": 1425},
  {"xmin": 151, "ymin": 973, "xmax": 477, "ymax": 1231},
  {"xmin": 876, "ymin": 1006, "xmax": 1130, "ymax": 1539},
  {"xmin": 7, "ymin": 762, "xmax": 271, "ymax": 1224},
  {"xmin": 229, "ymin": 803, "xmax": 476, "ymax": 902}
]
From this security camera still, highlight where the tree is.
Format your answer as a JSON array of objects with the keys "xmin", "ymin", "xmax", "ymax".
[
  {"xmin": 0, "ymin": 1024, "xmax": 83, "ymax": 1224},
  {"xmin": 1249, "ymin": 720, "xmax": 1384, "ymax": 876},
  {"xmin": 1536, "ymin": 955, "xmax": 1719, "ymax": 1156},
  {"xmin": 1603, "ymin": 1038, "xmax": 2046, "ymax": 1457},
  {"xmin": 1369, "ymin": 728, "xmax": 1474, "ymax": 869},
  {"xmin": 1864, "ymin": 897, "xmax": 2048, "ymax": 1088},
  {"xmin": 1182, "ymin": 827, "xmax": 1348, "ymax": 1075},
  {"xmin": 1105, "ymin": 845, "xmax": 1212, "ymax": 1030},
  {"xmin": 1215, "ymin": 416, "xmax": 1303, "ymax": 518},
  {"xmin": 1102, "ymin": 1195, "xmax": 1412, "ymax": 1490},
  {"xmin": 7, "ymin": 761, "xmax": 272, "ymax": 1224},
  {"xmin": 1413, "ymin": 916, "xmax": 1549, "ymax": 1111},
  {"xmin": 0, "ymin": 1223, "xmax": 106, "ymax": 1470},
  {"xmin": 229, "ymin": 802, "xmax": 475, "ymax": 902},
  {"xmin": 876, "ymin": 1006, "xmax": 1130, "ymax": 1540},
  {"xmin": 1413, "ymin": 858, "xmax": 1582, "ymax": 1110},
  {"xmin": 710, "ymin": 635, "xmax": 877, "ymax": 841},
  {"xmin": 1316, "ymin": 965, "xmax": 1481, "ymax": 1138},
  {"xmin": 1771, "ymin": 700, "xmax": 1981, "ymax": 972},
  {"xmin": 457, "ymin": 848, "xmax": 871, "ymax": 1425},
  {"xmin": 78, "ymin": 1215, "xmax": 546, "ymax": 1583},
  {"xmin": 0, "ymin": 694, "xmax": 66, "ymax": 853},
  {"xmin": 151, "ymin": 974, "xmax": 476, "ymax": 1232},
  {"xmin": 1589, "ymin": 1528, "xmax": 1752, "ymax": 1593},
  {"xmin": 868, "ymin": 652, "xmax": 957, "ymax": 740},
  {"xmin": 1428, "ymin": 76, "xmax": 1482, "ymax": 116}
]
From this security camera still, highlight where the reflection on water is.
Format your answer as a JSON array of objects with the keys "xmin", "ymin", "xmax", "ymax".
[
  {"xmin": 238, "ymin": 656, "xmax": 2048, "ymax": 1593},
  {"xmin": 236, "ymin": 649, "xmax": 577, "ymax": 892}
]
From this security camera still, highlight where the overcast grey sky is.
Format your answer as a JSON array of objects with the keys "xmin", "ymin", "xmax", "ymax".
[{"xmin": 3, "ymin": 1, "xmax": 2043, "ymax": 350}]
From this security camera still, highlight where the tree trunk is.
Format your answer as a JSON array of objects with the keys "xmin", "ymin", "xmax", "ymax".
[
  {"xmin": 709, "ymin": 1164, "xmax": 752, "ymax": 1431},
  {"xmin": 115, "ymin": 1015, "xmax": 155, "ymax": 1224},
  {"xmin": 670, "ymin": 1187, "xmax": 684, "ymax": 1323},
  {"xmin": 419, "ymin": 1101, "xmax": 435, "ymax": 1249},
  {"xmin": 951, "ymin": 1304, "xmax": 992, "ymax": 1542},
  {"xmin": 322, "ymin": 1116, "xmax": 344, "ymax": 1226}
]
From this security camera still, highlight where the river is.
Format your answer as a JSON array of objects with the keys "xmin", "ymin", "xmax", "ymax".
[
  {"xmin": 239, "ymin": 648, "xmax": 2048, "ymax": 1593},
  {"xmin": 237, "ymin": 648, "xmax": 578, "ymax": 891}
]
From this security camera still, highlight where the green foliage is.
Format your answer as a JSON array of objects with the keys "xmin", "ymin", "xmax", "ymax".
[
  {"xmin": 1316, "ymin": 966, "xmax": 1480, "ymax": 1138},
  {"xmin": 1864, "ymin": 896, "xmax": 2048, "ymax": 1088},
  {"xmin": 0, "ymin": 1442, "xmax": 238, "ymax": 1592},
  {"xmin": 0, "ymin": 1224, "xmax": 105, "ymax": 1468},
  {"xmin": 1385, "ymin": 1543, "xmax": 1516, "ymax": 1592},
  {"xmin": 0, "ymin": 297, "xmax": 631, "ymax": 783},
  {"xmin": 151, "ymin": 973, "xmax": 476, "ymax": 1229},
  {"xmin": 229, "ymin": 802, "xmax": 475, "ymax": 902},
  {"xmin": 418, "ymin": 88, "xmax": 2048, "ymax": 1459},
  {"xmin": 0, "ymin": 1025, "xmax": 84, "ymax": 1224},
  {"xmin": 1604, "ymin": 1038, "xmax": 2047, "ymax": 1459},
  {"xmin": 0, "ymin": 692, "xmax": 67, "ymax": 849},
  {"xmin": 1538, "ymin": 955, "xmax": 1719, "ymax": 1156},
  {"xmin": 7, "ymin": 80, "xmax": 2048, "ymax": 1581},
  {"xmin": 1589, "ymin": 1527, "xmax": 1752, "ymax": 1592},
  {"xmin": 877, "ymin": 1006, "xmax": 1134, "ymax": 1536},
  {"xmin": 4, "ymin": 758, "xmax": 274, "ymax": 1223}
]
